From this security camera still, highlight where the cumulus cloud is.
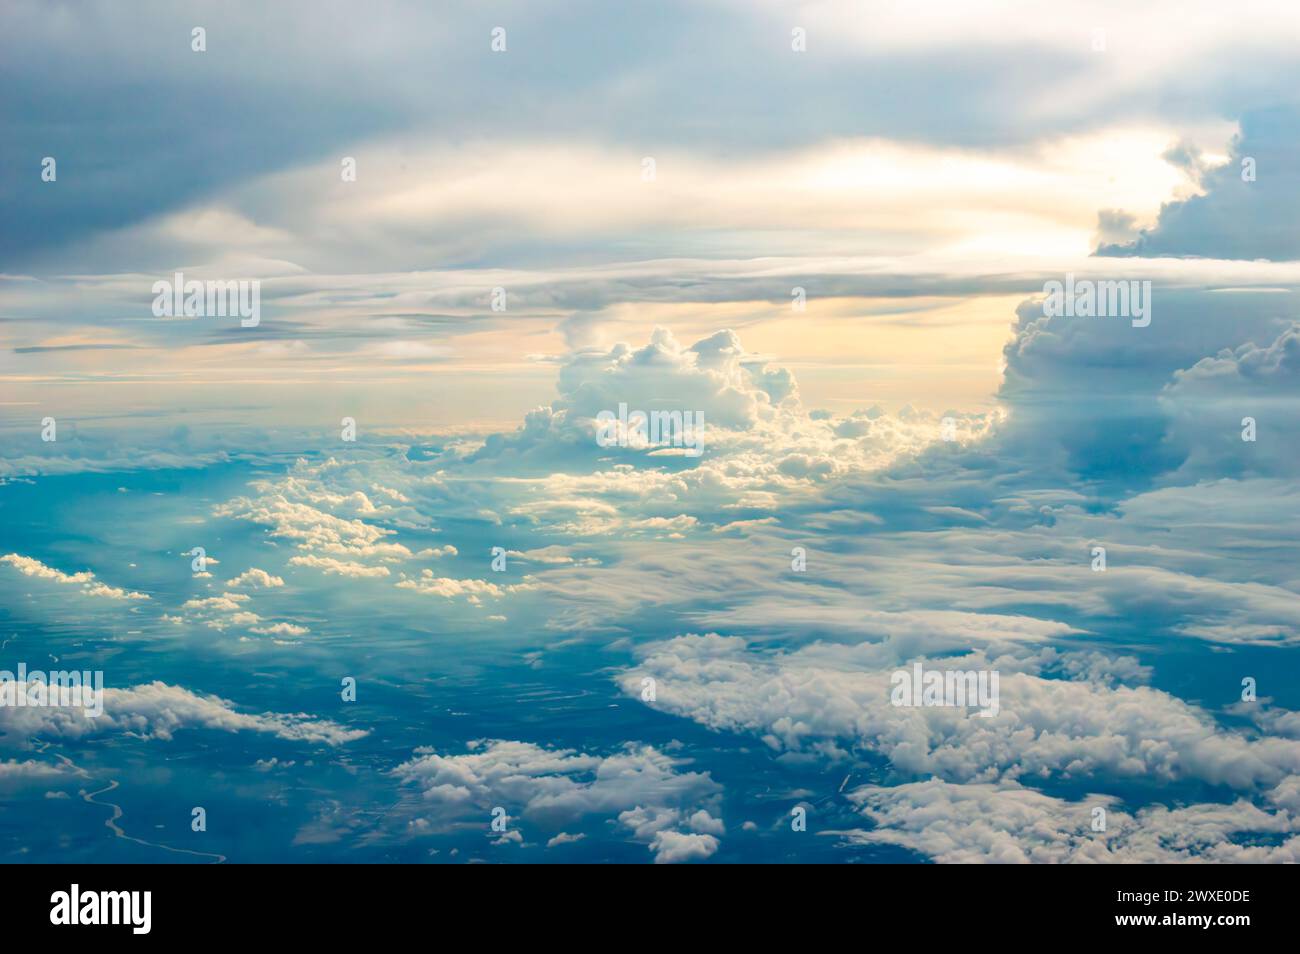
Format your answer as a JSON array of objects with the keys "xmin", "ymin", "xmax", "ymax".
[
  {"xmin": 392, "ymin": 739, "xmax": 722, "ymax": 863},
  {"xmin": 1161, "ymin": 322, "xmax": 1300, "ymax": 478},
  {"xmin": 646, "ymin": 829, "xmax": 720, "ymax": 864},
  {"xmin": 1100, "ymin": 106, "xmax": 1300, "ymax": 262},
  {"xmin": 991, "ymin": 105, "xmax": 1300, "ymax": 491},
  {"xmin": 839, "ymin": 778, "xmax": 1300, "ymax": 863},
  {"xmin": 169, "ymin": 591, "xmax": 276, "ymax": 633},
  {"xmin": 215, "ymin": 487, "xmax": 395, "ymax": 555},
  {"xmin": 1, "ymin": 554, "xmax": 149, "ymax": 601},
  {"xmin": 0, "ymin": 681, "xmax": 365, "ymax": 746},
  {"xmin": 249, "ymin": 622, "xmax": 310, "ymax": 637},
  {"xmin": 621, "ymin": 633, "xmax": 1300, "ymax": 789},
  {"xmin": 227, "ymin": 568, "xmax": 285, "ymax": 588},
  {"xmin": 471, "ymin": 327, "xmax": 798, "ymax": 468},
  {"xmin": 394, "ymin": 571, "xmax": 528, "ymax": 603},
  {"xmin": 288, "ymin": 555, "xmax": 391, "ymax": 578}
]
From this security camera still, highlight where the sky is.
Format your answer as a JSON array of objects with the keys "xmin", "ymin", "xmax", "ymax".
[{"xmin": 1, "ymin": 0, "xmax": 1299, "ymax": 864}]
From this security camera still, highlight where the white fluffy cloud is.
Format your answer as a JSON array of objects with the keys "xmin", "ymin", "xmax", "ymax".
[
  {"xmin": 839, "ymin": 778, "xmax": 1300, "ymax": 863},
  {"xmin": 0, "ymin": 681, "xmax": 365, "ymax": 747},
  {"xmin": 470, "ymin": 327, "xmax": 971, "ymax": 484},
  {"xmin": 392, "ymin": 739, "xmax": 722, "ymax": 863},
  {"xmin": 1161, "ymin": 322, "xmax": 1300, "ymax": 478},
  {"xmin": 1, "ymin": 553, "xmax": 148, "ymax": 601},
  {"xmin": 227, "ymin": 567, "xmax": 285, "ymax": 588},
  {"xmin": 288, "ymin": 555, "xmax": 391, "ymax": 578},
  {"xmin": 621, "ymin": 634, "xmax": 1300, "ymax": 789},
  {"xmin": 471, "ymin": 327, "xmax": 797, "ymax": 466},
  {"xmin": 168, "ymin": 590, "xmax": 297, "ymax": 634},
  {"xmin": 393, "ymin": 571, "xmax": 527, "ymax": 602}
]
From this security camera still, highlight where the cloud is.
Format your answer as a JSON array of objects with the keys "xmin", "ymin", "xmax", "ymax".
[
  {"xmin": 647, "ymin": 829, "xmax": 720, "ymax": 864},
  {"xmin": 249, "ymin": 622, "xmax": 310, "ymax": 637},
  {"xmin": 171, "ymin": 591, "xmax": 278, "ymax": 633},
  {"xmin": 1160, "ymin": 322, "xmax": 1300, "ymax": 478},
  {"xmin": 215, "ymin": 488, "xmax": 394, "ymax": 551},
  {"xmin": 392, "ymin": 739, "xmax": 722, "ymax": 862},
  {"xmin": 1, "ymin": 553, "xmax": 149, "ymax": 600},
  {"xmin": 1100, "ymin": 107, "xmax": 1300, "ymax": 262},
  {"xmin": 546, "ymin": 832, "xmax": 586, "ymax": 848},
  {"xmin": 471, "ymin": 327, "xmax": 800, "ymax": 468},
  {"xmin": 506, "ymin": 546, "xmax": 596, "ymax": 566},
  {"xmin": 0, "ymin": 681, "xmax": 366, "ymax": 746},
  {"xmin": 11, "ymin": 0, "xmax": 1279, "ymax": 269},
  {"xmin": 621, "ymin": 633, "xmax": 1300, "ymax": 789},
  {"xmin": 288, "ymin": 555, "xmax": 391, "ymax": 578},
  {"xmin": 227, "ymin": 568, "xmax": 285, "ymax": 588},
  {"xmin": 394, "ymin": 571, "xmax": 525, "ymax": 602},
  {"xmin": 988, "ymin": 109, "xmax": 1300, "ymax": 490},
  {"xmin": 838, "ymin": 778, "xmax": 1300, "ymax": 863}
]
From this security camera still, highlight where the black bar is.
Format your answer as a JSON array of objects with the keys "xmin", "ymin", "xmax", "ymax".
[{"xmin": 5, "ymin": 863, "xmax": 1286, "ymax": 939}]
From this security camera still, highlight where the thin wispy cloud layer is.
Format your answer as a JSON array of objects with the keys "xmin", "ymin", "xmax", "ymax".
[{"xmin": 1, "ymin": 1, "xmax": 1298, "ymax": 867}]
